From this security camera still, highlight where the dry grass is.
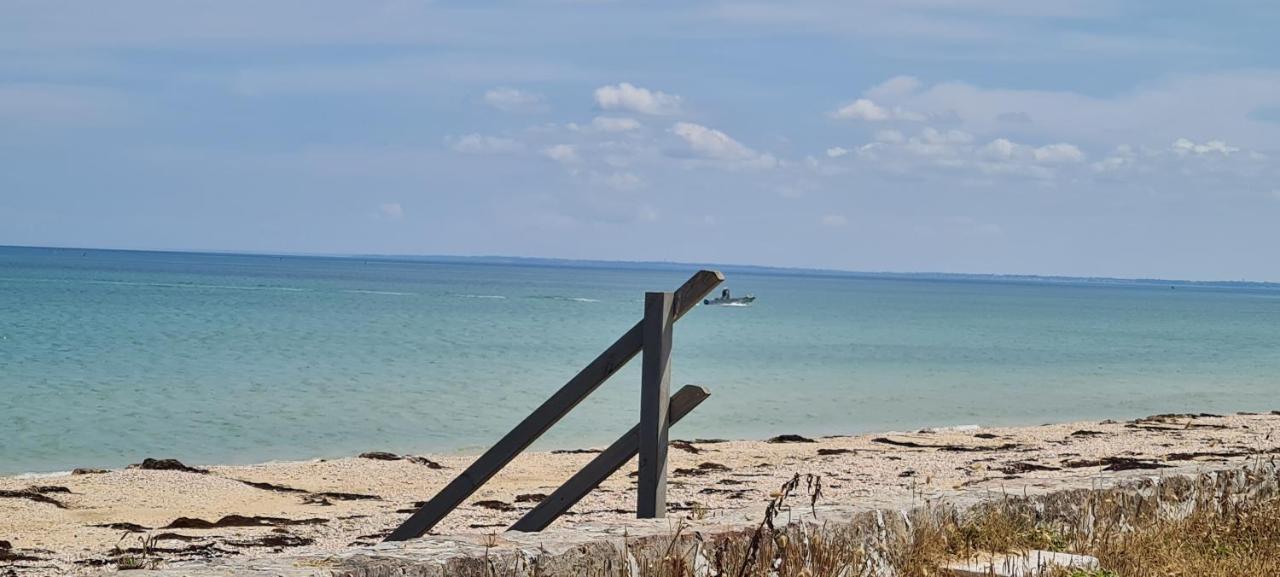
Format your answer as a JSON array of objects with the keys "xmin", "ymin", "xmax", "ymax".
[{"xmin": 436, "ymin": 466, "xmax": 1280, "ymax": 577}]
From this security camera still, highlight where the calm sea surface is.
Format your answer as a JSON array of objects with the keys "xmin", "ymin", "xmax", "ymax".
[{"xmin": 2, "ymin": 246, "xmax": 1278, "ymax": 474}]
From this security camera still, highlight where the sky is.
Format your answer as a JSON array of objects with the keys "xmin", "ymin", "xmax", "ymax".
[{"xmin": 2, "ymin": 1, "xmax": 1279, "ymax": 281}]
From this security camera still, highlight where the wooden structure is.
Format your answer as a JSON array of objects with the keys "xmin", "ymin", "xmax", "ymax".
[{"xmin": 385, "ymin": 270, "xmax": 724, "ymax": 541}]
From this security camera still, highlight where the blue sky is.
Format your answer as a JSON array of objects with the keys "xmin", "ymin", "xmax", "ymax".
[{"xmin": 2, "ymin": 1, "xmax": 1278, "ymax": 280}]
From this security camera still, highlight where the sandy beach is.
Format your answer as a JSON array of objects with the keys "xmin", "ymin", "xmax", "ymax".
[{"xmin": 3, "ymin": 411, "xmax": 1278, "ymax": 574}]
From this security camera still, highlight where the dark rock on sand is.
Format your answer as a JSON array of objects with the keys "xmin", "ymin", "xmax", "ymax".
[
  {"xmin": 1063, "ymin": 457, "xmax": 1171, "ymax": 471},
  {"xmin": 236, "ymin": 479, "xmax": 307, "ymax": 493},
  {"xmin": 767, "ymin": 434, "xmax": 816, "ymax": 444},
  {"xmin": 973, "ymin": 433, "xmax": 1000, "ymax": 439},
  {"xmin": 72, "ymin": 468, "xmax": 109, "ymax": 475},
  {"xmin": 314, "ymin": 491, "xmax": 381, "ymax": 501},
  {"xmin": 224, "ymin": 534, "xmax": 314, "ymax": 548},
  {"xmin": 0, "ymin": 489, "xmax": 67, "ymax": 508},
  {"xmin": 162, "ymin": 515, "xmax": 327, "ymax": 530},
  {"xmin": 674, "ymin": 462, "xmax": 731, "ymax": 477},
  {"xmin": 670, "ymin": 440, "xmax": 701, "ymax": 454},
  {"xmin": 151, "ymin": 533, "xmax": 202, "ymax": 542},
  {"xmin": 1070, "ymin": 430, "xmax": 1106, "ymax": 437},
  {"xmin": 473, "ymin": 500, "xmax": 516, "ymax": 512},
  {"xmin": 128, "ymin": 458, "xmax": 209, "ymax": 474},
  {"xmin": 93, "ymin": 522, "xmax": 150, "ymax": 532},
  {"xmin": 515, "ymin": 493, "xmax": 547, "ymax": 503},
  {"xmin": 873, "ymin": 437, "xmax": 1021, "ymax": 452},
  {"xmin": 301, "ymin": 494, "xmax": 332, "ymax": 506},
  {"xmin": 999, "ymin": 462, "xmax": 1061, "ymax": 475},
  {"xmin": 406, "ymin": 456, "xmax": 445, "ymax": 469},
  {"xmin": 817, "ymin": 448, "xmax": 853, "ymax": 456}
]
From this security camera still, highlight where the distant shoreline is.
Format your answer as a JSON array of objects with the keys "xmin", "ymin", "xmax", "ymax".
[{"xmin": 5, "ymin": 243, "xmax": 1279, "ymax": 289}]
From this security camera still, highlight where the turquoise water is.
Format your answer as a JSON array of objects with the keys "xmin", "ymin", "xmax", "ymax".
[{"xmin": 2, "ymin": 246, "xmax": 1279, "ymax": 475}]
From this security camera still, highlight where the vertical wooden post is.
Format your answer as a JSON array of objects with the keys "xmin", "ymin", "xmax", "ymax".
[{"xmin": 638, "ymin": 291, "xmax": 673, "ymax": 518}]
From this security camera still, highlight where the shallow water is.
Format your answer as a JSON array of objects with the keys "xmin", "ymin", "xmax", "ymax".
[{"xmin": 2, "ymin": 246, "xmax": 1278, "ymax": 474}]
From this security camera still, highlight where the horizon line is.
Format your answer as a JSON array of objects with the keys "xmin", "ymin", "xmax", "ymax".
[{"xmin": 2, "ymin": 242, "xmax": 1277, "ymax": 288}]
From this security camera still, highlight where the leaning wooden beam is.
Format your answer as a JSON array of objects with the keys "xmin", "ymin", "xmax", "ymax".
[
  {"xmin": 385, "ymin": 270, "xmax": 724, "ymax": 541},
  {"xmin": 510, "ymin": 385, "xmax": 710, "ymax": 532}
]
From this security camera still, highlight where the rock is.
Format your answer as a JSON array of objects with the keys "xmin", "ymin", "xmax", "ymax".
[
  {"xmin": 127, "ymin": 458, "xmax": 208, "ymax": 474},
  {"xmin": 302, "ymin": 495, "xmax": 333, "ymax": 506},
  {"xmin": 1063, "ymin": 457, "xmax": 1171, "ymax": 471},
  {"xmin": 473, "ymin": 500, "xmax": 515, "ymax": 512},
  {"xmin": 817, "ymin": 448, "xmax": 853, "ymax": 456},
  {"xmin": 767, "ymin": 434, "xmax": 816, "ymax": 444},
  {"xmin": 314, "ymin": 491, "xmax": 381, "ymax": 501},
  {"xmin": 92, "ymin": 522, "xmax": 150, "ymax": 532},
  {"xmin": 71, "ymin": 468, "xmax": 108, "ymax": 475},
  {"xmin": 0, "ymin": 540, "xmax": 9, "ymax": 550},
  {"xmin": 1069, "ymin": 430, "xmax": 1106, "ymax": 437},
  {"xmin": 515, "ymin": 493, "xmax": 547, "ymax": 503},
  {"xmin": 0, "ymin": 489, "xmax": 66, "ymax": 508},
  {"xmin": 998, "ymin": 462, "xmax": 1060, "ymax": 475},
  {"xmin": 944, "ymin": 550, "xmax": 1099, "ymax": 577},
  {"xmin": 358, "ymin": 451, "xmax": 401, "ymax": 461},
  {"xmin": 406, "ymin": 455, "xmax": 445, "ymax": 469},
  {"xmin": 674, "ymin": 462, "xmax": 731, "ymax": 477},
  {"xmin": 162, "ymin": 515, "xmax": 327, "ymax": 529},
  {"xmin": 223, "ymin": 534, "xmax": 314, "ymax": 548},
  {"xmin": 670, "ymin": 440, "xmax": 701, "ymax": 454},
  {"xmin": 236, "ymin": 479, "xmax": 307, "ymax": 493}
]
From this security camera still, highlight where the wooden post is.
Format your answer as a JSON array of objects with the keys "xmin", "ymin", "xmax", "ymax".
[
  {"xmin": 510, "ymin": 385, "xmax": 710, "ymax": 532},
  {"xmin": 385, "ymin": 270, "xmax": 723, "ymax": 541},
  {"xmin": 638, "ymin": 291, "xmax": 673, "ymax": 518}
]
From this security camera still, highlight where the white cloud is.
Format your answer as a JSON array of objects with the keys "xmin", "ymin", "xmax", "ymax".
[
  {"xmin": 833, "ymin": 98, "xmax": 888, "ymax": 121},
  {"xmin": 820, "ymin": 214, "xmax": 848, "ymax": 227},
  {"xmin": 1033, "ymin": 143, "xmax": 1085, "ymax": 163},
  {"xmin": 865, "ymin": 75, "xmax": 922, "ymax": 101},
  {"xmin": 377, "ymin": 202, "xmax": 404, "ymax": 220},
  {"xmin": 483, "ymin": 87, "xmax": 546, "ymax": 113},
  {"xmin": 981, "ymin": 138, "xmax": 1019, "ymax": 159},
  {"xmin": 671, "ymin": 121, "xmax": 777, "ymax": 168},
  {"xmin": 832, "ymin": 97, "xmax": 924, "ymax": 122},
  {"xmin": 591, "ymin": 116, "xmax": 642, "ymax": 132},
  {"xmin": 451, "ymin": 134, "xmax": 523, "ymax": 154},
  {"xmin": 1172, "ymin": 138, "xmax": 1240, "ymax": 156},
  {"xmin": 980, "ymin": 138, "xmax": 1083, "ymax": 163},
  {"xmin": 594, "ymin": 82, "xmax": 682, "ymax": 115},
  {"xmin": 826, "ymin": 146, "xmax": 850, "ymax": 158},
  {"xmin": 543, "ymin": 144, "xmax": 580, "ymax": 163}
]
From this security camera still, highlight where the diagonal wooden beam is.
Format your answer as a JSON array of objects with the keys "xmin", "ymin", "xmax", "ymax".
[
  {"xmin": 385, "ymin": 270, "xmax": 723, "ymax": 541},
  {"xmin": 510, "ymin": 385, "xmax": 710, "ymax": 532}
]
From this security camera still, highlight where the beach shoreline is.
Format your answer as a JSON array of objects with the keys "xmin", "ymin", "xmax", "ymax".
[{"xmin": 3, "ymin": 411, "xmax": 1278, "ymax": 574}]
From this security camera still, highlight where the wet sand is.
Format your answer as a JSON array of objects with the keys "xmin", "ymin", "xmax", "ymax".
[{"xmin": 3, "ymin": 412, "xmax": 1278, "ymax": 574}]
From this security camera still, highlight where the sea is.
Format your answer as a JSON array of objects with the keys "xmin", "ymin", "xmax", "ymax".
[{"xmin": 2, "ymin": 245, "xmax": 1278, "ymax": 475}]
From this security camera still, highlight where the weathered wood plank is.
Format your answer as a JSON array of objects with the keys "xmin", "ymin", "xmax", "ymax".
[
  {"xmin": 385, "ymin": 270, "xmax": 723, "ymax": 541},
  {"xmin": 638, "ymin": 291, "xmax": 673, "ymax": 518},
  {"xmin": 510, "ymin": 385, "xmax": 710, "ymax": 532}
]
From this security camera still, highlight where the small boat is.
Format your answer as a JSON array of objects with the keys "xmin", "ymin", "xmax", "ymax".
[{"xmin": 703, "ymin": 289, "xmax": 755, "ymax": 306}]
